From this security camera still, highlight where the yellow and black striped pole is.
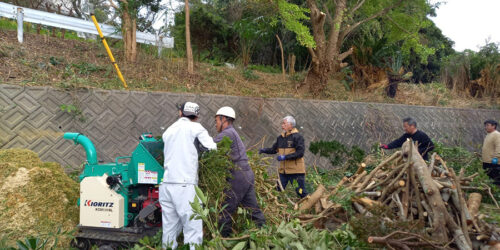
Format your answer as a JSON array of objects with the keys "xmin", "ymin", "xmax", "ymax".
[{"xmin": 90, "ymin": 15, "xmax": 128, "ymax": 89}]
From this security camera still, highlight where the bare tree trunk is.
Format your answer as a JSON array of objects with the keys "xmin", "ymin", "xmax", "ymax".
[
  {"xmin": 185, "ymin": 0, "xmax": 194, "ymax": 74},
  {"xmin": 288, "ymin": 53, "xmax": 296, "ymax": 76},
  {"xmin": 276, "ymin": 34, "xmax": 285, "ymax": 81},
  {"xmin": 304, "ymin": 0, "xmax": 348, "ymax": 95},
  {"xmin": 122, "ymin": 9, "xmax": 137, "ymax": 63},
  {"xmin": 71, "ymin": 0, "xmax": 83, "ymax": 18},
  {"xmin": 45, "ymin": 3, "xmax": 57, "ymax": 37},
  {"xmin": 304, "ymin": 0, "xmax": 401, "ymax": 96},
  {"xmin": 60, "ymin": 6, "xmax": 67, "ymax": 39},
  {"xmin": 305, "ymin": 64, "xmax": 330, "ymax": 94}
]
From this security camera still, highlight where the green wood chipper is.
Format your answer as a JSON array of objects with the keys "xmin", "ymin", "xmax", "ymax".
[{"xmin": 63, "ymin": 132, "xmax": 164, "ymax": 249}]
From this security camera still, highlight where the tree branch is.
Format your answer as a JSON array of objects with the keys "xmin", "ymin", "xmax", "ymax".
[
  {"xmin": 108, "ymin": 0, "xmax": 119, "ymax": 9},
  {"xmin": 45, "ymin": 2, "xmax": 53, "ymax": 12},
  {"xmin": 307, "ymin": 0, "xmax": 327, "ymax": 54},
  {"xmin": 307, "ymin": 47, "xmax": 317, "ymax": 62},
  {"xmin": 70, "ymin": 0, "xmax": 83, "ymax": 18},
  {"xmin": 348, "ymin": 0, "xmax": 366, "ymax": 18},
  {"xmin": 323, "ymin": 3, "xmax": 333, "ymax": 26},
  {"xmin": 325, "ymin": 0, "xmax": 347, "ymax": 59},
  {"xmin": 368, "ymin": 231, "xmax": 450, "ymax": 250},
  {"xmin": 104, "ymin": 11, "xmax": 120, "ymax": 24},
  {"xmin": 340, "ymin": 0, "xmax": 404, "ymax": 45},
  {"xmin": 339, "ymin": 47, "xmax": 353, "ymax": 61},
  {"xmin": 385, "ymin": 15, "xmax": 412, "ymax": 35}
]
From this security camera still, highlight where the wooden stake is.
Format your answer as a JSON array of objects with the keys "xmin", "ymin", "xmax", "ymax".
[{"xmin": 275, "ymin": 34, "xmax": 286, "ymax": 81}]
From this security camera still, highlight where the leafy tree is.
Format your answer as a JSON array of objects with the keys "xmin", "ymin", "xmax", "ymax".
[
  {"xmin": 173, "ymin": 0, "xmax": 277, "ymax": 65},
  {"xmin": 187, "ymin": 4, "xmax": 232, "ymax": 62},
  {"xmin": 468, "ymin": 42, "xmax": 500, "ymax": 97},
  {"xmin": 108, "ymin": 0, "xmax": 163, "ymax": 62},
  {"xmin": 172, "ymin": 1, "xmax": 238, "ymax": 63},
  {"xmin": 441, "ymin": 42, "xmax": 500, "ymax": 97},
  {"xmin": 274, "ymin": 0, "xmax": 315, "ymax": 48},
  {"xmin": 469, "ymin": 42, "xmax": 500, "ymax": 80},
  {"xmin": 347, "ymin": 4, "xmax": 453, "ymax": 85},
  {"xmin": 235, "ymin": 16, "xmax": 275, "ymax": 67},
  {"xmin": 406, "ymin": 21, "xmax": 454, "ymax": 83},
  {"xmin": 301, "ymin": 0, "xmax": 435, "ymax": 95}
]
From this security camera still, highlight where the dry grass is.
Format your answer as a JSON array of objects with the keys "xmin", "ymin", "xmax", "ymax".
[{"xmin": 0, "ymin": 29, "xmax": 498, "ymax": 109}]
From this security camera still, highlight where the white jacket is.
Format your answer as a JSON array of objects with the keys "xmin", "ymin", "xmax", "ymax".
[{"xmin": 162, "ymin": 117, "xmax": 217, "ymax": 184}]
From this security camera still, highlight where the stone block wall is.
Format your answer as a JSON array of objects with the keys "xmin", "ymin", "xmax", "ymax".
[{"xmin": 1, "ymin": 84, "xmax": 499, "ymax": 170}]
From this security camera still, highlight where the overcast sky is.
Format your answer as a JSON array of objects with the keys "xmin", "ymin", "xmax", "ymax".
[{"xmin": 429, "ymin": 0, "xmax": 500, "ymax": 52}]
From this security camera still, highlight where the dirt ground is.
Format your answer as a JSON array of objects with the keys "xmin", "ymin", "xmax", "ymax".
[{"xmin": 0, "ymin": 29, "xmax": 498, "ymax": 109}]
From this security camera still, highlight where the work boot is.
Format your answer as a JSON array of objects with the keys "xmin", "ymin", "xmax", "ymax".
[
  {"xmin": 296, "ymin": 187, "xmax": 308, "ymax": 198},
  {"xmin": 220, "ymin": 228, "xmax": 232, "ymax": 238}
]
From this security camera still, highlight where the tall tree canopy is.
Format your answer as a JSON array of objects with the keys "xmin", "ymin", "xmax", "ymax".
[{"xmin": 302, "ymin": 0, "xmax": 436, "ymax": 95}]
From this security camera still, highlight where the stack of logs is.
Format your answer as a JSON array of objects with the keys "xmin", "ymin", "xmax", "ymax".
[{"xmin": 297, "ymin": 140, "xmax": 500, "ymax": 250}]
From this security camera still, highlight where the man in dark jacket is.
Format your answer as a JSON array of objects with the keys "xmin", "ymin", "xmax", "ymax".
[
  {"xmin": 213, "ymin": 106, "xmax": 265, "ymax": 237},
  {"xmin": 259, "ymin": 116, "xmax": 308, "ymax": 198},
  {"xmin": 380, "ymin": 117, "xmax": 434, "ymax": 160}
]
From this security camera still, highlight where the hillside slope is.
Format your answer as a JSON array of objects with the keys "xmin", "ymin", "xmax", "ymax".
[{"xmin": 0, "ymin": 29, "xmax": 498, "ymax": 109}]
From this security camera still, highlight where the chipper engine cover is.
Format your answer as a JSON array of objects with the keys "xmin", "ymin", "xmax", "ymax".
[{"xmin": 80, "ymin": 174, "xmax": 124, "ymax": 228}]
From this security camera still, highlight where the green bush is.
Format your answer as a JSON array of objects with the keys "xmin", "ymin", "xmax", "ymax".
[
  {"xmin": 71, "ymin": 62, "xmax": 105, "ymax": 76},
  {"xmin": 242, "ymin": 68, "xmax": 259, "ymax": 80},
  {"xmin": 432, "ymin": 141, "xmax": 500, "ymax": 203},
  {"xmin": 0, "ymin": 18, "xmax": 17, "ymax": 30},
  {"xmin": 248, "ymin": 64, "xmax": 281, "ymax": 74},
  {"xmin": 309, "ymin": 140, "xmax": 365, "ymax": 175}
]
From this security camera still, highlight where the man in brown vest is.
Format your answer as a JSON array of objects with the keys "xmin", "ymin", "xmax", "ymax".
[
  {"xmin": 482, "ymin": 119, "xmax": 500, "ymax": 186},
  {"xmin": 259, "ymin": 116, "xmax": 308, "ymax": 198}
]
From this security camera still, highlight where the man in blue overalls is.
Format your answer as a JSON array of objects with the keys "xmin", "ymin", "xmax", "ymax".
[{"xmin": 213, "ymin": 106, "xmax": 266, "ymax": 237}]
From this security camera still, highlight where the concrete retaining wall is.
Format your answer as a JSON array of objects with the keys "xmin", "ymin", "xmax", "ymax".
[{"xmin": 1, "ymin": 84, "xmax": 498, "ymax": 170}]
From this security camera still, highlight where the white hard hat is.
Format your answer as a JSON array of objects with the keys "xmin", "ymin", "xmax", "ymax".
[
  {"xmin": 179, "ymin": 102, "xmax": 200, "ymax": 117},
  {"xmin": 216, "ymin": 106, "xmax": 236, "ymax": 119}
]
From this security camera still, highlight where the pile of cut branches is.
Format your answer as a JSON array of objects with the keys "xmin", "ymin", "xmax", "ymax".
[{"xmin": 298, "ymin": 139, "xmax": 500, "ymax": 250}]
